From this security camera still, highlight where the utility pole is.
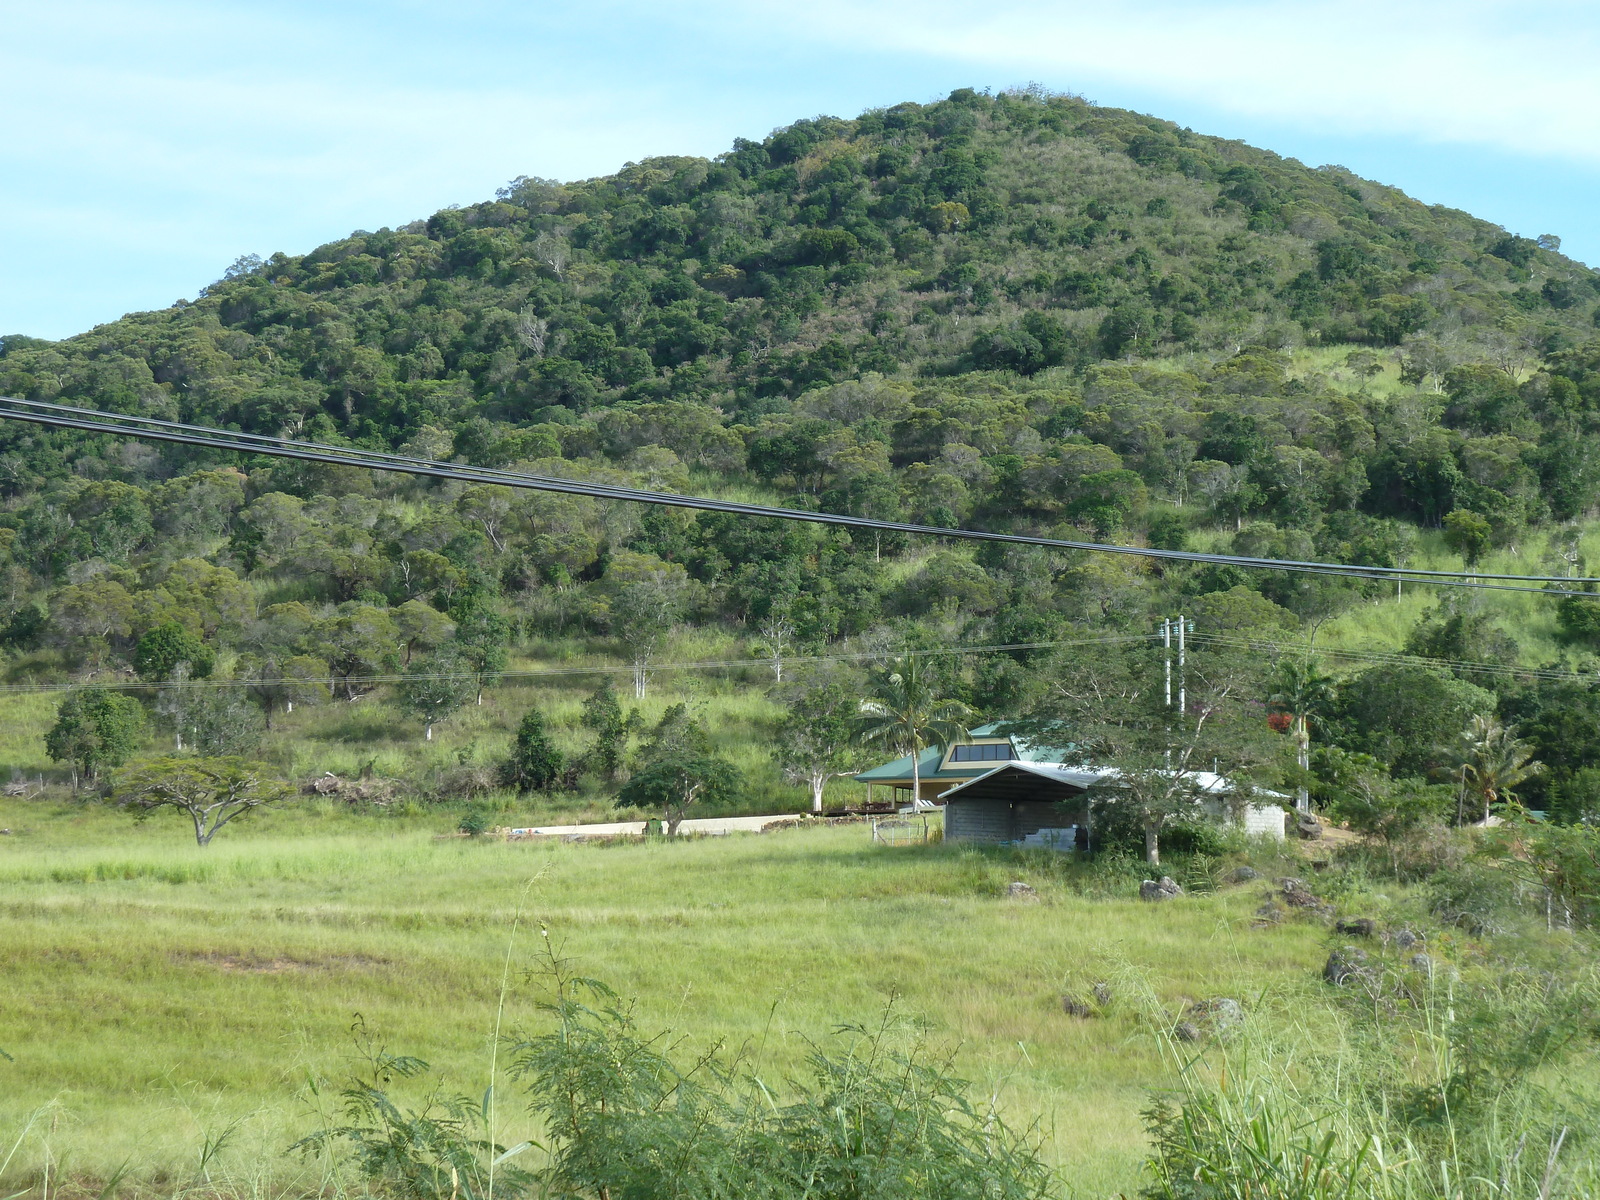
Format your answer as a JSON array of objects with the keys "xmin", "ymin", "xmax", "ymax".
[
  {"xmin": 1177, "ymin": 613, "xmax": 1189, "ymax": 716},
  {"xmin": 1161, "ymin": 618, "xmax": 1172, "ymax": 709}
]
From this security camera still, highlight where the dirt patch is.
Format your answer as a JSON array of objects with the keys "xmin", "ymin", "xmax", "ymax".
[{"xmin": 177, "ymin": 950, "xmax": 387, "ymax": 974}]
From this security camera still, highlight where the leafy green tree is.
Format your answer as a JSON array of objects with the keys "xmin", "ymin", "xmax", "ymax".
[
  {"xmin": 1445, "ymin": 714, "xmax": 1543, "ymax": 824},
  {"xmin": 45, "ymin": 688, "xmax": 145, "ymax": 785},
  {"xmin": 854, "ymin": 656, "xmax": 974, "ymax": 810},
  {"xmin": 1404, "ymin": 603, "xmax": 1519, "ymax": 672},
  {"xmin": 310, "ymin": 603, "xmax": 400, "ymax": 701},
  {"xmin": 774, "ymin": 677, "xmax": 865, "ymax": 812},
  {"xmin": 113, "ymin": 756, "xmax": 292, "ymax": 847},
  {"xmin": 48, "ymin": 578, "xmax": 136, "ymax": 664},
  {"xmin": 1555, "ymin": 588, "xmax": 1600, "ymax": 646},
  {"xmin": 134, "ymin": 621, "xmax": 215, "ymax": 681},
  {"xmin": 499, "ymin": 708, "xmax": 565, "ymax": 794},
  {"xmin": 156, "ymin": 677, "xmax": 265, "ymax": 756},
  {"xmin": 1331, "ymin": 665, "xmax": 1496, "ymax": 779},
  {"xmin": 1314, "ymin": 747, "xmax": 1451, "ymax": 875},
  {"xmin": 1267, "ymin": 659, "xmax": 1335, "ymax": 812},
  {"xmin": 617, "ymin": 749, "xmax": 741, "ymax": 834},
  {"xmin": 1015, "ymin": 639, "xmax": 1274, "ymax": 865},
  {"xmin": 610, "ymin": 573, "xmax": 685, "ymax": 699},
  {"xmin": 580, "ymin": 681, "xmax": 631, "ymax": 781},
  {"xmin": 1442, "ymin": 508, "xmax": 1492, "ymax": 569},
  {"xmin": 449, "ymin": 592, "xmax": 510, "ymax": 705},
  {"xmin": 398, "ymin": 649, "xmax": 477, "ymax": 741},
  {"xmin": 393, "ymin": 600, "xmax": 454, "ymax": 665},
  {"xmin": 236, "ymin": 651, "xmax": 328, "ymax": 729}
]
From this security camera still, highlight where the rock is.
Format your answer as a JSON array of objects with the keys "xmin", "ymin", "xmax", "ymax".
[
  {"xmin": 1188, "ymin": 997, "xmax": 1244, "ymax": 1034},
  {"xmin": 1282, "ymin": 888, "xmax": 1327, "ymax": 909},
  {"xmin": 1006, "ymin": 881, "xmax": 1038, "ymax": 900},
  {"xmin": 1173, "ymin": 1020, "xmax": 1201, "ymax": 1043},
  {"xmin": 1409, "ymin": 953, "xmax": 1434, "ymax": 976},
  {"xmin": 1335, "ymin": 917, "xmax": 1376, "ymax": 937},
  {"xmin": 1323, "ymin": 946, "xmax": 1374, "ymax": 987},
  {"xmin": 1276, "ymin": 877, "xmax": 1329, "ymax": 912},
  {"xmin": 1092, "ymin": 981, "xmax": 1113, "ymax": 1007},
  {"xmin": 1060, "ymin": 994, "xmax": 1093, "ymax": 1018},
  {"xmin": 1253, "ymin": 900, "xmax": 1283, "ymax": 925},
  {"xmin": 1296, "ymin": 816, "xmax": 1323, "ymax": 841},
  {"xmin": 1392, "ymin": 928, "xmax": 1424, "ymax": 951},
  {"xmin": 1140, "ymin": 876, "xmax": 1183, "ymax": 901},
  {"xmin": 1229, "ymin": 866, "xmax": 1261, "ymax": 883}
]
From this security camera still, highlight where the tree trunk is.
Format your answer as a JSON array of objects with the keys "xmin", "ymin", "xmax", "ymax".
[
  {"xmin": 910, "ymin": 740, "xmax": 921, "ymax": 811},
  {"xmin": 425, "ymin": 721, "xmax": 433, "ymax": 741},
  {"xmin": 1296, "ymin": 720, "xmax": 1310, "ymax": 813},
  {"xmin": 812, "ymin": 774, "xmax": 824, "ymax": 814},
  {"xmin": 1144, "ymin": 821, "xmax": 1160, "ymax": 866}
]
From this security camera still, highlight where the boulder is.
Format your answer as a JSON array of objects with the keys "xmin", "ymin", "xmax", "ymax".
[
  {"xmin": 1092, "ymin": 981, "xmax": 1113, "ymax": 1007},
  {"xmin": 1253, "ymin": 900, "xmax": 1283, "ymax": 925},
  {"xmin": 1188, "ymin": 997, "xmax": 1244, "ymax": 1035},
  {"xmin": 1060, "ymin": 994, "xmax": 1093, "ymax": 1018},
  {"xmin": 1296, "ymin": 816, "xmax": 1323, "ymax": 841},
  {"xmin": 1409, "ymin": 953, "xmax": 1435, "ymax": 977},
  {"xmin": 1335, "ymin": 917, "xmax": 1376, "ymax": 937},
  {"xmin": 1173, "ymin": 1020, "xmax": 1201, "ymax": 1043},
  {"xmin": 1391, "ymin": 928, "xmax": 1425, "ymax": 951},
  {"xmin": 1006, "ymin": 881, "xmax": 1038, "ymax": 901},
  {"xmin": 1277, "ymin": 877, "xmax": 1331, "ymax": 913},
  {"xmin": 1140, "ymin": 876, "xmax": 1183, "ymax": 901},
  {"xmin": 1229, "ymin": 866, "xmax": 1261, "ymax": 883},
  {"xmin": 1323, "ymin": 946, "xmax": 1375, "ymax": 987}
]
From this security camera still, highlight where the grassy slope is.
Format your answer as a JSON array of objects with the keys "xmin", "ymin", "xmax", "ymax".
[{"xmin": 0, "ymin": 806, "xmax": 1336, "ymax": 1195}]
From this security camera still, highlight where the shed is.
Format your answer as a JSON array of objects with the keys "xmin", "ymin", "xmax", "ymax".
[
  {"xmin": 940, "ymin": 763, "xmax": 1095, "ymax": 845},
  {"xmin": 940, "ymin": 763, "xmax": 1287, "ymax": 846}
]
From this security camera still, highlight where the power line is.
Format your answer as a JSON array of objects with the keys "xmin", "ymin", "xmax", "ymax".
[
  {"xmin": 1, "ymin": 397, "xmax": 1595, "ymax": 596},
  {"xmin": 1189, "ymin": 630, "xmax": 1598, "ymax": 684},
  {"xmin": 0, "ymin": 633, "xmax": 1150, "ymax": 696}
]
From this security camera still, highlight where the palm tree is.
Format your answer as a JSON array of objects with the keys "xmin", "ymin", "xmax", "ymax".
[
  {"xmin": 854, "ymin": 657, "xmax": 975, "ymax": 811},
  {"xmin": 1267, "ymin": 659, "xmax": 1336, "ymax": 813},
  {"xmin": 1450, "ymin": 714, "xmax": 1542, "ymax": 824}
]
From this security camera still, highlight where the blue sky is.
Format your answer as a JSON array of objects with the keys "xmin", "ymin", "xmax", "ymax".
[{"xmin": 5, "ymin": 0, "xmax": 1598, "ymax": 340}]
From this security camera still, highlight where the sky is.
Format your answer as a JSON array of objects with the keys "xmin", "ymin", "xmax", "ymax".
[{"xmin": 4, "ymin": 0, "xmax": 1598, "ymax": 340}]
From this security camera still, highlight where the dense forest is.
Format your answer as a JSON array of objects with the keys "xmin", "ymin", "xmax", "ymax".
[{"xmin": 4, "ymin": 84, "xmax": 1600, "ymax": 820}]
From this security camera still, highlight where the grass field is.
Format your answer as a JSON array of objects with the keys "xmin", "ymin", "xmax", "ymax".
[{"xmin": 0, "ymin": 799, "xmax": 1342, "ymax": 1197}]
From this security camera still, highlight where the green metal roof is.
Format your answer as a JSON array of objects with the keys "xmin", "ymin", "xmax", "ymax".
[{"xmin": 852, "ymin": 723, "xmax": 1073, "ymax": 784}]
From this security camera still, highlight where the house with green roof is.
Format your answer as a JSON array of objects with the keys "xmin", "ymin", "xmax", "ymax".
[
  {"xmin": 850, "ymin": 723, "xmax": 1070, "ymax": 807},
  {"xmin": 853, "ymin": 724, "xmax": 1289, "ymax": 846}
]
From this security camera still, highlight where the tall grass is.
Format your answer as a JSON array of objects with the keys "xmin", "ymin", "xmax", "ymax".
[{"xmin": 0, "ymin": 817, "xmax": 1336, "ymax": 1194}]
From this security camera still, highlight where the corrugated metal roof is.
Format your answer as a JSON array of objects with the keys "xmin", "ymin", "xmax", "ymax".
[
  {"xmin": 851, "ymin": 722, "xmax": 1074, "ymax": 784},
  {"xmin": 939, "ymin": 762, "xmax": 1286, "ymax": 801}
]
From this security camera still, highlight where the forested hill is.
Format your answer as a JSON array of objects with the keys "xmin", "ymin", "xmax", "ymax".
[
  {"xmin": 3, "ymin": 87, "xmax": 1600, "ymax": 760},
  {"xmin": 5, "ymin": 86, "xmax": 1598, "ymax": 438}
]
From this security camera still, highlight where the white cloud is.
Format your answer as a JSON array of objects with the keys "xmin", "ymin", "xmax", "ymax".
[
  {"xmin": 711, "ymin": 0, "xmax": 1600, "ymax": 165},
  {"xmin": 5, "ymin": 0, "xmax": 1597, "ymax": 335}
]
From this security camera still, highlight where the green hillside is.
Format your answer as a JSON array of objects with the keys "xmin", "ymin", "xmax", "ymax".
[{"xmin": 0, "ymin": 86, "xmax": 1599, "ymax": 813}]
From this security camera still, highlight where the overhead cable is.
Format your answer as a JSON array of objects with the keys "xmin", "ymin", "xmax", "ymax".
[
  {"xmin": 0, "ymin": 633, "xmax": 1151, "ymax": 695},
  {"xmin": 1189, "ymin": 630, "xmax": 1597, "ymax": 684},
  {"xmin": 1, "ymin": 397, "xmax": 1596, "ymax": 596}
]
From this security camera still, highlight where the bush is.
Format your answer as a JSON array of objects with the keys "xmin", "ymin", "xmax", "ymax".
[{"xmin": 300, "ymin": 960, "xmax": 1056, "ymax": 1200}]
